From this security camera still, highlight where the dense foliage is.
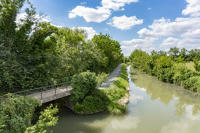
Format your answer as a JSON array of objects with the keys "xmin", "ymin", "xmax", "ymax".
[
  {"xmin": 70, "ymin": 72, "xmax": 98, "ymax": 105},
  {"xmin": 0, "ymin": 94, "xmax": 58, "ymax": 133},
  {"xmin": 104, "ymin": 64, "xmax": 129, "ymax": 114},
  {"xmin": 25, "ymin": 105, "xmax": 58, "ymax": 133},
  {"xmin": 0, "ymin": 0, "xmax": 123, "ymax": 93},
  {"xmin": 0, "ymin": 0, "xmax": 125, "ymax": 132},
  {"xmin": 129, "ymin": 48, "xmax": 200, "ymax": 92},
  {"xmin": 70, "ymin": 71, "xmax": 108, "ymax": 114},
  {"xmin": 70, "ymin": 64, "xmax": 129, "ymax": 115}
]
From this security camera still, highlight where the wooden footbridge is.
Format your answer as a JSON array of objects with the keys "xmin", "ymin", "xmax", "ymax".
[{"xmin": 0, "ymin": 83, "xmax": 73, "ymax": 104}]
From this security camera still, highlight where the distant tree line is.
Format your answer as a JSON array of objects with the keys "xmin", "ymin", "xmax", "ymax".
[{"xmin": 129, "ymin": 47, "xmax": 200, "ymax": 92}]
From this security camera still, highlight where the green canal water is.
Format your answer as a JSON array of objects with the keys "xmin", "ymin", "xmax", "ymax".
[{"xmin": 53, "ymin": 67, "xmax": 200, "ymax": 133}]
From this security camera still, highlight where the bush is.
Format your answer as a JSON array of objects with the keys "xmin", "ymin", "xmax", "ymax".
[
  {"xmin": 71, "ymin": 64, "xmax": 129, "ymax": 115},
  {"xmin": 0, "ymin": 94, "xmax": 40, "ymax": 133},
  {"xmin": 184, "ymin": 77, "xmax": 200, "ymax": 92},
  {"xmin": 70, "ymin": 71, "xmax": 97, "ymax": 104},
  {"xmin": 74, "ymin": 95, "xmax": 106, "ymax": 114},
  {"xmin": 153, "ymin": 56, "xmax": 173, "ymax": 81},
  {"xmin": 129, "ymin": 49, "xmax": 200, "ymax": 93},
  {"xmin": 96, "ymin": 73, "xmax": 109, "ymax": 87},
  {"xmin": 73, "ymin": 89, "xmax": 109, "ymax": 114},
  {"xmin": 172, "ymin": 64, "xmax": 196, "ymax": 85}
]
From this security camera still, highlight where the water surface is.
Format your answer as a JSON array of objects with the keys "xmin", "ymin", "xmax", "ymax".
[{"xmin": 53, "ymin": 67, "xmax": 200, "ymax": 133}]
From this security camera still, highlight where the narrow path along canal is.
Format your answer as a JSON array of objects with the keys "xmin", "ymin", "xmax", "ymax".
[{"xmin": 53, "ymin": 66, "xmax": 200, "ymax": 133}]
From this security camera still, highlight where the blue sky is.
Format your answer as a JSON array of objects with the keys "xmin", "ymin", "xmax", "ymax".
[{"xmin": 27, "ymin": 0, "xmax": 200, "ymax": 56}]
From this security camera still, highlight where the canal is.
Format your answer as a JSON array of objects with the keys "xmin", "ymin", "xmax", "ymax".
[{"xmin": 53, "ymin": 67, "xmax": 200, "ymax": 133}]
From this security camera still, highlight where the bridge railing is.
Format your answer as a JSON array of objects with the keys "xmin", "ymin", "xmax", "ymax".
[{"xmin": 0, "ymin": 82, "xmax": 71, "ymax": 103}]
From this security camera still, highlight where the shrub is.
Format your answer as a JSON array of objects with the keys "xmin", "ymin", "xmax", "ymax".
[
  {"xmin": 172, "ymin": 63, "xmax": 197, "ymax": 86},
  {"xmin": 70, "ymin": 71, "xmax": 97, "ymax": 104},
  {"xmin": 73, "ymin": 89, "xmax": 108, "ymax": 114},
  {"xmin": 71, "ymin": 64, "xmax": 129, "ymax": 115},
  {"xmin": 96, "ymin": 73, "xmax": 109, "ymax": 87},
  {"xmin": 184, "ymin": 77, "xmax": 200, "ymax": 92}
]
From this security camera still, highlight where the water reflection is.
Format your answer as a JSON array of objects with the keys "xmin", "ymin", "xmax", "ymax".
[
  {"xmin": 132, "ymin": 70, "xmax": 200, "ymax": 116},
  {"xmin": 53, "ymin": 68, "xmax": 200, "ymax": 133}
]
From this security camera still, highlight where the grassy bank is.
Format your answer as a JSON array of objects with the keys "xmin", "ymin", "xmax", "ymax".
[
  {"xmin": 70, "ymin": 64, "xmax": 130, "ymax": 115},
  {"xmin": 129, "ymin": 49, "xmax": 200, "ymax": 93},
  {"xmin": 103, "ymin": 64, "xmax": 129, "ymax": 115}
]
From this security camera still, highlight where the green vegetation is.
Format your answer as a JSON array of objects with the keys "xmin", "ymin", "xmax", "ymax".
[
  {"xmin": 70, "ymin": 64, "xmax": 129, "ymax": 115},
  {"xmin": 25, "ymin": 105, "xmax": 58, "ymax": 133},
  {"xmin": 0, "ymin": 0, "xmax": 123, "ymax": 93},
  {"xmin": 0, "ymin": 0, "xmax": 125, "ymax": 131},
  {"xmin": 70, "ymin": 71, "xmax": 98, "ymax": 105},
  {"xmin": 96, "ymin": 73, "xmax": 109, "ymax": 87},
  {"xmin": 129, "ymin": 48, "xmax": 200, "ymax": 92},
  {"xmin": 104, "ymin": 64, "xmax": 129, "ymax": 115},
  {"xmin": 0, "ymin": 94, "xmax": 58, "ymax": 133}
]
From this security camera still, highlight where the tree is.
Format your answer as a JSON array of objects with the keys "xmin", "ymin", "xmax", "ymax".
[
  {"xmin": 0, "ymin": 0, "xmax": 124, "ymax": 93},
  {"xmin": 0, "ymin": 94, "xmax": 40, "ymax": 133},
  {"xmin": 168, "ymin": 47, "xmax": 180, "ymax": 60},
  {"xmin": 25, "ymin": 105, "xmax": 58, "ymax": 133},
  {"xmin": 194, "ymin": 59, "xmax": 200, "ymax": 72},
  {"xmin": 180, "ymin": 48, "xmax": 187, "ymax": 61},
  {"xmin": 0, "ymin": 94, "xmax": 58, "ymax": 133},
  {"xmin": 92, "ymin": 34, "xmax": 123, "ymax": 72},
  {"xmin": 70, "ymin": 71, "xmax": 97, "ymax": 104},
  {"xmin": 129, "ymin": 50, "xmax": 151, "ymax": 73}
]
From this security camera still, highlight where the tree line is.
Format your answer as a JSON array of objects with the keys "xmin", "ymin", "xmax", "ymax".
[
  {"xmin": 129, "ymin": 48, "xmax": 200, "ymax": 92},
  {"xmin": 0, "ymin": 0, "xmax": 124, "ymax": 93},
  {"xmin": 0, "ymin": 0, "xmax": 125, "ymax": 132}
]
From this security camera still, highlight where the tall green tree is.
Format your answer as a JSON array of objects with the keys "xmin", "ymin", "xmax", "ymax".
[
  {"xmin": 0, "ymin": 94, "xmax": 58, "ymax": 133},
  {"xmin": 92, "ymin": 34, "xmax": 123, "ymax": 72},
  {"xmin": 0, "ymin": 94, "xmax": 40, "ymax": 133}
]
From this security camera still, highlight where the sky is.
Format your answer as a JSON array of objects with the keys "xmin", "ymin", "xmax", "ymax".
[{"xmin": 23, "ymin": 0, "xmax": 200, "ymax": 56}]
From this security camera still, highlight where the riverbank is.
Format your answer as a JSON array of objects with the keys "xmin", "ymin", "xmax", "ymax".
[
  {"xmin": 53, "ymin": 62, "xmax": 200, "ymax": 133},
  {"xmin": 68, "ymin": 64, "xmax": 130, "ymax": 115},
  {"xmin": 129, "ymin": 49, "xmax": 200, "ymax": 93},
  {"xmin": 131, "ymin": 65, "xmax": 200, "ymax": 96},
  {"xmin": 99, "ymin": 64, "xmax": 130, "ymax": 114}
]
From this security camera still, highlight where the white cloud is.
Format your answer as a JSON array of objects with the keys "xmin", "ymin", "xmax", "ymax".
[
  {"xmin": 121, "ymin": 0, "xmax": 200, "ymax": 56},
  {"xmin": 121, "ymin": 37, "xmax": 157, "ymax": 56},
  {"xmin": 101, "ymin": 0, "xmax": 138, "ymax": 11},
  {"xmin": 107, "ymin": 15, "xmax": 143, "ymax": 30},
  {"xmin": 161, "ymin": 37, "xmax": 180, "ymax": 46},
  {"xmin": 69, "ymin": 0, "xmax": 139, "ymax": 23},
  {"xmin": 69, "ymin": 6, "xmax": 111, "ymax": 23},
  {"xmin": 72, "ymin": 27, "xmax": 97, "ymax": 40},
  {"xmin": 138, "ymin": 17, "xmax": 200, "ymax": 38},
  {"xmin": 182, "ymin": 0, "xmax": 200, "ymax": 17}
]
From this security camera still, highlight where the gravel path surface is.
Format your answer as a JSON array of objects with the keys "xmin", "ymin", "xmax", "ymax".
[{"xmin": 99, "ymin": 64, "xmax": 122, "ymax": 89}]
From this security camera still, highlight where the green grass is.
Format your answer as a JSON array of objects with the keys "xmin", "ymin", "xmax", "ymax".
[{"xmin": 102, "ymin": 63, "xmax": 129, "ymax": 115}]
